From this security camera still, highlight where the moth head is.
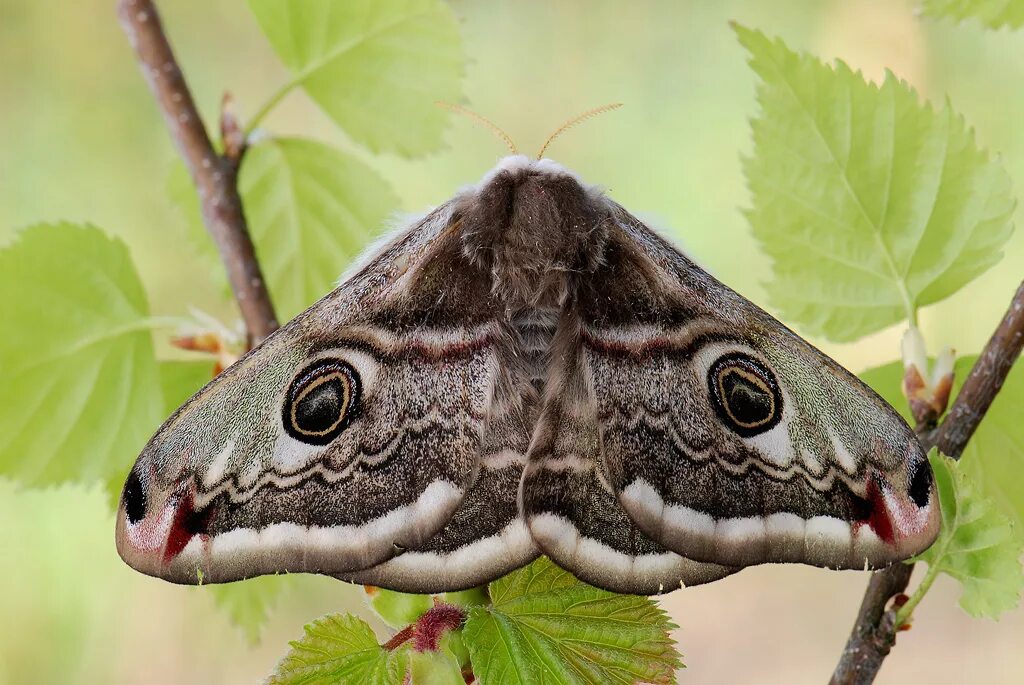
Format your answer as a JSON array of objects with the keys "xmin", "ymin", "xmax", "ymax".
[
  {"xmin": 459, "ymin": 155, "xmax": 612, "ymax": 309},
  {"xmin": 692, "ymin": 335, "xmax": 941, "ymax": 566}
]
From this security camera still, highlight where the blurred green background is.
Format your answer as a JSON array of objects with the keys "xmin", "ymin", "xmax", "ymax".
[{"xmin": 1, "ymin": 1, "xmax": 1022, "ymax": 683}]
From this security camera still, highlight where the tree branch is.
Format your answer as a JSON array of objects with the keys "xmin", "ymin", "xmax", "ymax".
[
  {"xmin": 932, "ymin": 280, "xmax": 1024, "ymax": 458},
  {"xmin": 117, "ymin": 0, "xmax": 279, "ymax": 344},
  {"xmin": 830, "ymin": 279, "xmax": 1024, "ymax": 685}
]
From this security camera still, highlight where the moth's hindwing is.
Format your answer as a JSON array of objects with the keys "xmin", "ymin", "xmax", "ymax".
[
  {"xmin": 341, "ymin": 409, "xmax": 540, "ymax": 593},
  {"xmin": 581, "ymin": 214, "xmax": 941, "ymax": 570},
  {"xmin": 115, "ymin": 206, "xmax": 524, "ymax": 584},
  {"xmin": 521, "ymin": 307, "xmax": 737, "ymax": 595}
]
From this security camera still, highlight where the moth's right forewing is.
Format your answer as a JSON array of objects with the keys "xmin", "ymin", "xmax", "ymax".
[{"xmin": 116, "ymin": 205, "xmax": 520, "ymax": 584}]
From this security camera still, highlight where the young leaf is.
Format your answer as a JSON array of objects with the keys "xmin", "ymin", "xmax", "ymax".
[
  {"xmin": 463, "ymin": 557, "xmax": 681, "ymax": 685},
  {"xmin": 158, "ymin": 360, "xmax": 214, "ymax": 410},
  {"xmin": 0, "ymin": 223, "xmax": 163, "ymax": 489},
  {"xmin": 737, "ymin": 25, "xmax": 1014, "ymax": 342},
  {"xmin": 268, "ymin": 613, "xmax": 408, "ymax": 685},
  {"xmin": 914, "ymin": 451, "xmax": 1023, "ymax": 618},
  {"xmin": 169, "ymin": 138, "xmax": 398, "ymax": 322},
  {"xmin": 248, "ymin": 0, "xmax": 464, "ymax": 157},
  {"xmin": 860, "ymin": 356, "xmax": 1024, "ymax": 536},
  {"xmin": 206, "ymin": 575, "xmax": 294, "ymax": 645},
  {"xmin": 408, "ymin": 648, "xmax": 465, "ymax": 685},
  {"xmin": 365, "ymin": 587, "xmax": 434, "ymax": 630},
  {"xmin": 922, "ymin": 0, "xmax": 1024, "ymax": 30},
  {"xmin": 242, "ymin": 138, "xmax": 398, "ymax": 320}
]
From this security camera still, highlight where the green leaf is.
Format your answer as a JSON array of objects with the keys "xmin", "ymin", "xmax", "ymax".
[
  {"xmin": 463, "ymin": 558, "xmax": 681, "ymax": 685},
  {"xmin": 922, "ymin": 0, "xmax": 1024, "ymax": 29},
  {"xmin": 158, "ymin": 360, "xmax": 214, "ymax": 411},
  {"xmin": 737, "ymin": 25, "xmax": 1014, "ymax": 342},
  {"xmin": 366, "ymin": 588, "xmax": 434, "ymax": 630},
  {"xmin": 205, "ymin": 575, "xmax": 294, "ymax": 645},
  {"xmin": 248, "ymin": 0, "xmax": 464, "ymax": 156},
  {"xmin": 408, "ymin": 648, "xmax": 464, "ymax": 685},
  {"xmin": 169, "ymin": 138, "xmax": 398, "ymax": 322},
  {"xmin": 860, "ymin": 356, "xmax": 1024, "ymax": 537},
  {"xmin": 0, "ymin": 224, "xmax": 163, "ymax": 489},
  {"xmin": 268, "ymin": 613, "xmax": 408, "ymax": 685},
  {"xmin": 914, "ymin": 451, "xmax": 1023, "ymax": 618},
  {"xmin": 443, "ymin": 586, "xmax": 490, "ymax": 609}
]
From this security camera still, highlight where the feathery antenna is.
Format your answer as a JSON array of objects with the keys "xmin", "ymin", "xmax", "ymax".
[
  {"xmin": 537, "ymin": 103, "xmax": 623, "ymax": 159},
  {"xmin": 436, "ymin": 101, "xmax": 518, "ymax": 154}
]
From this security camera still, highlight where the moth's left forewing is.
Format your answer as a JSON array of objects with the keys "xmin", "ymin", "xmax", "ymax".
[
  {"xmin": 116, "ymin": 204, "xmax": 517, "ymax": 584},
  {"xmin": 584, "ymin": 210, "xmax": 941, "ymax": 570}
]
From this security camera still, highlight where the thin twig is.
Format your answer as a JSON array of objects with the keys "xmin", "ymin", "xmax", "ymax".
[
  {"xmin": 830, "ymin": 279, "xmax": 1024, "ymax": 685},
  {"xmin": 117, "ymin": 0, "xmax": 278, "ymax": 345},
  {"xmin": 931, "ymin": 280, "xmax": 1024, "ymax": 458}
]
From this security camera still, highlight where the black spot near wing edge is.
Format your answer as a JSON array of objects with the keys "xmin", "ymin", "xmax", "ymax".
[{"xmin": 123, "ymin": 470, "xmax": 146, "ymax": 524}]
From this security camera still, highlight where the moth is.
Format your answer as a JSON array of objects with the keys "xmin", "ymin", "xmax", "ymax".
[{"xmin": 116, "ymin": 154, "xmax": 941, "ymax": 595}]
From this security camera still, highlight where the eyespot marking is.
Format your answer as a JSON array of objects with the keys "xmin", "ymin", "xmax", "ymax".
[
  {"xmin": 707, "ymin": 352, "xmax": 782, "ymax": 437},
  {"xmin": 283, "ymin": 358, "xmax": 360, "ymax": 445}
]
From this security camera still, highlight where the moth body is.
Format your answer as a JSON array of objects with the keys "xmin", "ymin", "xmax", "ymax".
[{"xmin": 116, "ymin": 157, "xmax": 940, "ymax": 594}]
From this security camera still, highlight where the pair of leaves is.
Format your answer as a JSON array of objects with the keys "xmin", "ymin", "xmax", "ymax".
[
  {"xmin": 171, "ymin": 0, "xmax": 466, "ymax": 320},
  {"xmin": 738, "ymin": 25, "xmax": 1014, "ymax": 342},
  {"xmin": 269, "ymin": 558, "xmax": 681, "ymax": 685},
  {"xmin": 860, "ymin": 359, "xmax": 1024, "ymax": 618}
]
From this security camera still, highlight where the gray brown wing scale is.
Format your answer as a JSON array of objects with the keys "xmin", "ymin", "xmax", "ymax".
[
  {"xmin": 116, "ymin": 154, "xmax": 940, "ymax": 594},
  {"xmin": 577, "ymin": 211, "xmax": 941, "ymax": 570},
  {"xmin": 116, "ymin": 203, "xmax": 536, "ymax": 585}
]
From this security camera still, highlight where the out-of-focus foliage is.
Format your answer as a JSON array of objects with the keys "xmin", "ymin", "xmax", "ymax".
[
  {"xmin": 247, "ymin": 0, "xmax": 463, "ymax": 156},
  {"xmin": 915, "ymin": 451, "xmax": 1024, "ymax": 618},
  {"xmin": 922, "ymin": 0, "xmax": 1024, "ymax": 30},
  {"xmin": 207, "ymin": 575, "xmax": 297, "ymax": 646},
  {"xmin": 739, "ymin": 24, "xmax": 1014, "ymax": 342},
  {"xmin": 365, "ymin": 588, "xmax": 435, "ymax": 630},
  {"xmin": 171, "ymin": 139, "xmax": 398, "ymax": 320},
  {"xmin": 464, "ymin": 558, "xmax": 681, "ymax": 685},
  {"xmin": 407, "ymin": 648, "xmax": 464, "ymax": 685},
  {"xmin": 0, "ymin": 224, "xmax": 163, "ymax": 489}
]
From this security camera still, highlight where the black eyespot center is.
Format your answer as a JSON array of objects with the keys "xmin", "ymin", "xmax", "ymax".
[
  {"xmin": 283, "ymin": 359, "xmax": 360, "ymax": 445},
  {"xmin": 908, "ymin": 458, "xmax": 932, "ymax": 508},
  {"xmin": 123, "ymin": 470, "xmax": 147, "ymax": 524},
  {"xmin": 708, "ymin": 352, "xmax": 783, "ymax": 437}
]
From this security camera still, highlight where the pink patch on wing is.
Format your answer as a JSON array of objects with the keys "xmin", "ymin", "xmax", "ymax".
[
  {"xmin": 864, "ymin": 474, "xmax": 896, "ymax": 545},
  {"xmin": 162, "ymin": 488, "xmax": 214, "ymax": 563},
  {"xmin": 124, "ymin": 500, "xmax": 176, "ymax": 553}
]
